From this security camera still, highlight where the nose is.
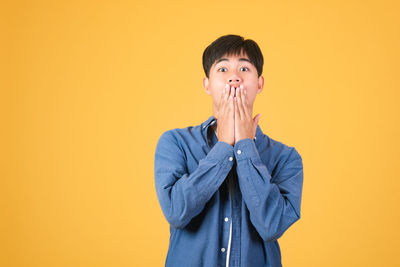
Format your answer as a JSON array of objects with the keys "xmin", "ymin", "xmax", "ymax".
[{"xmin": 228, "ymin": 76, "xmax": 242, "ymax": 87}]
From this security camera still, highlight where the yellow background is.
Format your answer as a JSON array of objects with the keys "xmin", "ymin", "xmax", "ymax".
[{"xmin": 2, "ymin": 0, "xmax": 399, "ymax": 266}]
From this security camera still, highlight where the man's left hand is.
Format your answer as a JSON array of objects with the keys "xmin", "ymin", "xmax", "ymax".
[{"xmin": 234, "ymin": 85, "xmax": 261, "ymax": 144}]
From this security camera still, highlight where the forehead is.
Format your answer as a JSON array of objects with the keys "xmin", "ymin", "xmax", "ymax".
[{"xmin": 213, "ymin": 52, "xmax": 252, "ymax": 65}]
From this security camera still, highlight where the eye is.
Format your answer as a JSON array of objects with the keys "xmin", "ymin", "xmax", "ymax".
[
  {"xmin": 218, "ymin": 67, "xmax": 227, "ymax": 72},
  {"xmin": 240, "ymin": 67, "xmax": 249, "ymax": 71}
]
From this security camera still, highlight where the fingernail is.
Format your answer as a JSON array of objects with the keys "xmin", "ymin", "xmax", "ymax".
[{"xmin": 240, "ymin": 84, "xmax": 244, "ymax": 89}]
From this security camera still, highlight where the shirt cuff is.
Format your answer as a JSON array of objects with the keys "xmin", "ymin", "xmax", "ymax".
[
  {"xmin": 207, "ymin": 141, "xmax": 235, "ymax": 162},
  {"xmin": 233, "ymin": 138, "xmax": 262, "ymax": 163}
]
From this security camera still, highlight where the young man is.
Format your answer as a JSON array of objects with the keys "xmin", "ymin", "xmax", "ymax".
[{"xmin": 154, "ymin": 34, "xmax": 304, "ymax": 267}]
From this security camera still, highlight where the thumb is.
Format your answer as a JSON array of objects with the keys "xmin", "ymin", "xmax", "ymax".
[{"xmin": 253, "ymin": 113, "xmax": 261, "ymax": 126}]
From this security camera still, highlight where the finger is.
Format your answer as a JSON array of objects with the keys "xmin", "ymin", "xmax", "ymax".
[
  {"xmin": 234, "ymin": 92, "xmax": 240, "ymax": 123},
  {"xmin": 253, "ymin": 113, "xmax": 261, "ymax": 131},
  {"xmin": 239, "ymin": 85, "xmax": 250, "ymax": 119},
  {"xmin": 233, "ymin": 92, "xmax": 236, "ymax": 116},
  {"xmin": 235, "ymin": 87, "xmax": 243, "ymax": 120},
  {"xmin": 220, "ymin": 84, "xmax": 230, "ymax": 113},
  {"xmin": 227, "ymin": 86, "xmax": 235, "ymax": 113},
  {"xmin": 229, "ymin": 90, "xmax": 235, "ymax": 116},
  {"xmin": 233, "ymin": 92, "xmax": 239, "ymax": 121},
  {"xmin": 230, "ymin": 85, "xmax": 235, "ymax": 99},
  {"xmin": 240, "ymin": 85, "xmax": 249, "ymax": 108},
  {"xmin": 218, "ymin": 84, "xmax": 226, "ymax": 112}
]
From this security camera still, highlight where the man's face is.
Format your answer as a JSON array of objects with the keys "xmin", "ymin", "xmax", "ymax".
[{"xmin": 203, "ymin": 51, "xmax": 264, "ymax": 116}]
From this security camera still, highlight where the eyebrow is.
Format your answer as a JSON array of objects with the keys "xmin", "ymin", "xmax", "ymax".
[{"xmin": 215, "ymin": 57, "xmax": 252, "ymax": 64}]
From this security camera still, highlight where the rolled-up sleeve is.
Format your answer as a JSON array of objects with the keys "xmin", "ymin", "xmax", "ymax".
[
  {"xmin": 233, "ymin": 138, "xmax": 303, "ymax": 242},
  {"xmin": 154, "ymin": 130, "xmax": 235, "ymax": 229}
]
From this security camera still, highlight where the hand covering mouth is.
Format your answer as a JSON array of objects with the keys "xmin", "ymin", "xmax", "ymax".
[{"xmin": 231, "ymin": 84, "xmax": 243, "ymax": 97}]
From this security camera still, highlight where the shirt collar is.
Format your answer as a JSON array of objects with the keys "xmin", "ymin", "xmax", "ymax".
[
  {"xmin": 201, "ymin": 115, "xmax": 263, "ymax": 147},
  {"xmin": 202, "ymin": 115, "xmax": 217, "ymax": 131}
]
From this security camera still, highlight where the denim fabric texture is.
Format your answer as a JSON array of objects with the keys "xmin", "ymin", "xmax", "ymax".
[{"xmin": 154, "ymin": 115, "xmax": 304, "ymax": 267}]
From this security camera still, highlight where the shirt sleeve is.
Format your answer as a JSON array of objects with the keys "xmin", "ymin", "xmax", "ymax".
[
  {"xmin": 233, "ymin": 138, "xmax": 304, "ymax": 242},
  {"xmin": 154, "ymin": 130, "xmax": 235, "ymax": 229}
]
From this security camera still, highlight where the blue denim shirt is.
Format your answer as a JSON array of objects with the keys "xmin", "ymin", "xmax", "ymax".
[{"xmin": 154, "ymin": 115, "xmax": 303, "ymax": 267}]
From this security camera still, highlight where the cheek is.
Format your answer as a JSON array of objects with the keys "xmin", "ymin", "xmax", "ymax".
[
  {"xmin": 211, "ymin": 79, "xmax": 226, "ymax": 90},
  {"xmin": 211, "ymin": 90, "xmax": 223, "ymax": 104},
  {"xmin": 245, "ymin": 90, "xmax": 257, "ymax": 104},
  {"xmin": 211, "ymin": 85, "xmax": 225, "ymax": 99}
]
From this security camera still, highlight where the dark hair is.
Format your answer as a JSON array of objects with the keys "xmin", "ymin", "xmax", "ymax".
[{"xmin": 202, "ymin": 34, "xmax": 264, "ymax": 78}]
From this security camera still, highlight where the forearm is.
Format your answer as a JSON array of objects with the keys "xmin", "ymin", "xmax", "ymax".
[
  {"xmin": 155, "ymin": 132, "xmax": 235, "ymax": 229},
  {"xmin": 234, "ymin": 138, "xmax": 303, "ymax": 242}
]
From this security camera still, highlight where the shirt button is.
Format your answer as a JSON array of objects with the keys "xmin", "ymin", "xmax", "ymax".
[
  {"xmin": 224, "ymin": 217, "xmax": 229, "ymax": 222},
  {"xmin": 221, "ymin": 248, "xmax": 226, "ymax": 252},
  {"xmin": 237, "ymin": 149, "xmax": 242, "ymax": 155},
  {"xmin": 228, "ymin": 156, "xmax": 233, "ymax": 161}
]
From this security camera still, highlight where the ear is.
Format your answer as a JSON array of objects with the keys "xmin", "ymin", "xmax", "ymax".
[
  {"xmin": 203, "ymin": 77, "xmax": 211, "ymax": 95},
  {"xmin": 256, "ymin": 75, "xmax": 264, "ymax": 94}
]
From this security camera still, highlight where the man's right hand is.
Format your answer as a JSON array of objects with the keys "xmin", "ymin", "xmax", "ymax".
[{"xmin": 216, "ymin": 84, "xmax": 236, "ymax": 146}]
